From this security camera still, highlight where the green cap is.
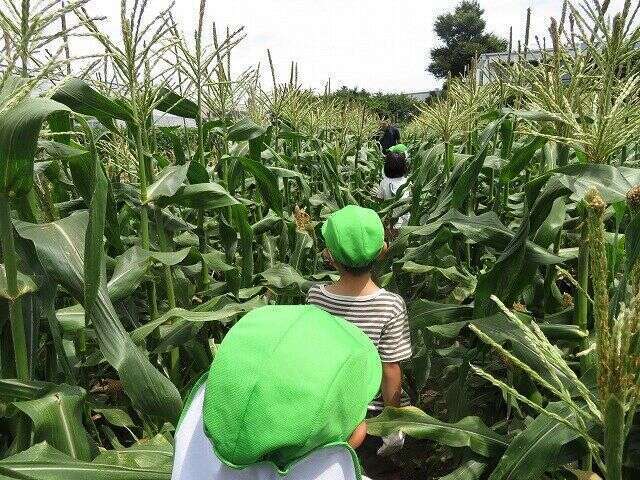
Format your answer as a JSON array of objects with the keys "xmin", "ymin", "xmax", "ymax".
[
  {"xmin": 322, "ymin": 205, "xmax": 384, "ymax": 268},
  {"xmin": 388, "ymin": 143, "xmax": 408, "ymax": 154},
  {"xmin": 203, "ymin": 305, "xmax": 381, "ymax": 471}
]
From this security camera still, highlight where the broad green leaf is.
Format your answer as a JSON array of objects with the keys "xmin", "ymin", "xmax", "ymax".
[
  {"xmin": 500, "ymin": 136, "xmax": 547, "ymax": 182},
  {"xmin": 227, "ymin": 118, "xmax": 266, "ymax": 142},
  {"xmin": 55, "ymin": 305, "xmax": 85, "ymax": 333},
  {"xmin": 130, "ymin": 299, "xmax": 263, "ymax": 345},
  {"xmin": 107, "ymin": 246, "xmax": 191, "ymax": 302},
  {"xmin": 439, "ymin": 459, "xmax": 487, "ymax": 480},
  {"xmin": 14, "ymin": 212, "xmax": 182, "ymax": 420},
  {"xmin": 154, "ymin": 88, "xmax": 198, "ymax": 119},
  {"xmin": 13, "ymin": 385, "xmax": 93, "ymax": 461},
  {"xmin": 92, "ymin": 408, "xmax": 135, "ymax": 428},
  {"xmin": 0, "ymin": 442, "xmax": 171, "ymax": 479},
  {"xmin": 133, "ymin": 296, "xmax": 266, "ymax": 354},
  {"xmin": 489, "ymin": 402, "xmax": 586, "ymax": 480},
  {"xmin": 51, "ymin": 78, "xmax": 134, "ymax": 127},
  {"xmin": 269, "ymin": 167, "xmax": 311, "ymax": 199},
  {"xmin": 0, "ymin": 379, "xmax": 54, "ymax": 402},
  {"xmin": 201, "ymin": 250, "xmax": 235, "ymax": 272},
  {"xmin": 402, "ymin": 261, "xmax": 476, "ymax": 302},
  {"xmin": 412, "ymin": 210, "xmax": 563, "ymax": 266},
  {"xmin": 92, "ymin": 435, "xmax": 173, "ymax": 470},
  {"xmin": 474, "ymin": 213, "xmax": 532, "ymax": 317},
  {"xmin": 0, "ymin": 265, "xmax": 37, "ymax": 301},
  {"xmin": 40, "ymin": 140, "xmax": 87, "ymax": 160},
  {"xmin": 368, "ymin": 406, "xmax": 508, "ymax": 458},
  {"xmin": 145, "ymin": 163, "xmax": 190, "ymax": 203},
  {"xmin": 155, "ymin": 183, "xmax": 239, "ymax": 209},
  {"xmin": 0, "ymin": 98, "xmax": 71, "ymax": 196},
  {"xmin": 409, "ymin": 300, "xmax": 473, "ymax": 329},
  {"xmin": 237, "ymin": 157, "xmax": 283, "ymax": 216},
  {"xmin": 260, "ymin": 263, "xmax": 313, "ymax": 293},
  {"xmin": 557, "ymin": 164, "xmax": 637, "ymax": 204}
]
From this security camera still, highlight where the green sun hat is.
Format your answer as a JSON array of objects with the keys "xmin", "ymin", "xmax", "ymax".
[
  {"xmin": 388, "ymin": 143, "xmax": 408, "ymax": 154},
  {"xmin": 322, "ymin": 205, "xmax": 384, "ymax": 268},
  {"xmin": 203, "ymin": 305, "xmax": 382, "ymax": 471}
]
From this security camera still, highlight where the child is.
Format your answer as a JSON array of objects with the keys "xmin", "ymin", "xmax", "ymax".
[
  {"xmin": 172, "ymin": 304, "xmax": 382, "ymax": 480},
  {"xmin": 307, "ymin": 205, "xmax": 412, "ymax": 480},
  {"xmin": 376, "ymin": 148, "xmax": 410, "ymax": 228}
]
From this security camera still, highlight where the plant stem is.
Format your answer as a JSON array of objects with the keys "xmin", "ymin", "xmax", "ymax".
[
  {"xmin": 0, "ymin": 196, "xmax": 29, "ymax": 380},
  {"xmin": 575, "ymin": 220, "xmax": 592, "ymax": 373}
]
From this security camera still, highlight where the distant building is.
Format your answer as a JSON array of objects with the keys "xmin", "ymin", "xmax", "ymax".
[
  {"xmin": 405, "ymin": 90, "xmax": 441, "ymax": 102},
  {"xmin": 476, "ymin": 46, "xmax": 579, "ymax": 85}
]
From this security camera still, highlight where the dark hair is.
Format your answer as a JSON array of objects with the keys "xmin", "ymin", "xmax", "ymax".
[
  {"xmin": 384, "ymin": 152, "xmax": 408, "ymax": 178},
  {"xmin": 341, "ymin": 262, "xmax": 375, "ymax": 276}
]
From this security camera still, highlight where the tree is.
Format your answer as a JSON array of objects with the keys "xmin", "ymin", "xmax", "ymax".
[
  {"xmin": 330, "ymin": 87, "xmax": 420, "ymax": 124},
  {"xmin": 428, "ymin": 1, "xmax": 507, "ymax": 79}
]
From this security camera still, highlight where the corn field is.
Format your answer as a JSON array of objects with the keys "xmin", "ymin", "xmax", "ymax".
[{"xmin": 1, "ymin": 0, "xmax": 640, "ymax": 479}]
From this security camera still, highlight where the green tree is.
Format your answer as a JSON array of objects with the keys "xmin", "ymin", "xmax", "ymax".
[
  {"xmin": 330, "ymin": 87, "xmax": 420, "ymax": 124},
  {"xmin": 428, "ymin": 1, "xmax": 507, "ymax": 79}
]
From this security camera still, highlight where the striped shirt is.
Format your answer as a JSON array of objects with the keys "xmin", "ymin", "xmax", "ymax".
[{"xmin": 306, "ymin": 284, "xmax": 412, "ymax": 409}]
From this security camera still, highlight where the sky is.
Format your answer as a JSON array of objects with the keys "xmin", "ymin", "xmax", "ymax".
[{"xmin": 79, "ymin": 0, "xmax": 627, "ymax": 94}]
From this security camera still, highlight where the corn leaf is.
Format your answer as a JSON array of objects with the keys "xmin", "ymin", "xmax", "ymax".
[
  {"xmin": 13, "ymin": 385, "xmax": 93, "ymax": 461},
  {"xmin": 14, "ymin": 213, "xmax": 182, "ymax": 420},
  {"xmin": 368, "ymin": 406, "xmax": 508, "ymax": 458},
  {"xmin": 489, "ymin": 402, "xmax": 588, "ymax": 480},
  {"xmin": 0, "ymin": 98, "xmax": 71, "ymax": 197}
]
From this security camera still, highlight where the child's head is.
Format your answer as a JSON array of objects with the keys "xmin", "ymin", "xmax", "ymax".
[
  {"xmin": 321, "ymin": 205, "xmax": 386, "ymax": 277},
  {"xmin": 384, "ymin": 151, "xmax": 408, "ymax": 179},
  {"xmin": 203, "ymin": 305, "xmax": 381, "ymax": 470}
]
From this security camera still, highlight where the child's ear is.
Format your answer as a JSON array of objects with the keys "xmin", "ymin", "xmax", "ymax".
[{"xmin": 378, "ymin": 242, "xmax": 389, "ymax": 259}]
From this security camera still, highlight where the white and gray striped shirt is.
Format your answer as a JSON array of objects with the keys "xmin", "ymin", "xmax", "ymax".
[{"xmin": 306, "ymin": 284, "xmax": 412, "ymax": 409}]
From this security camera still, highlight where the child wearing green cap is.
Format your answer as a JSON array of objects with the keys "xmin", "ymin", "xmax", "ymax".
[
  {"xmin": 307, "ymin": 205, "xmax": 412, "ymax": 480},
  {"xmin": 172, "ymin": 305, "xmax": 381, "ymax": 480}
]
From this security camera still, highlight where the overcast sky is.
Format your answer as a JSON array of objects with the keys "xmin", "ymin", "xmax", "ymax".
[{"xmin": 83, "ymin": 0, "xmax": 627, "ymax": 94}]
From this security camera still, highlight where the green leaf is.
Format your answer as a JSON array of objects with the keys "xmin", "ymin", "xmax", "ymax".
[
  {"xmin": 92, "ymin": 435, "xmax": 173, "ymax": 471},
  {"xmin": 439, "ymin": 459, "xmax": 487, "ymax": 480},
  {"xmin": 155, "ymin": 183, "xmax": 239, "ymax": 209},
  {"xmin": 92, "ymin": 408, "xmax": 135, "ymax": 428},
  {"xmin": 108, "ymin": 246, "xmax": 191, "ymax": 302},
  {"xmin": 557, "ymin": 164, "xmax": 637, "ymax": 204},
  {"xmin": 412, "ymin": 210, "xmax": 563, "ymax": 266},
  {"xmin": 55, "ymin": 305, "xmax": 85, "ymax": 334},
  {"xmin": 14, "ymin": 212, "xmax": 182, "ymax": 420},
  {"xmin": 237, "ymin": 157, "xmax": 283, "ymax": 215},
  {"xmin": 0, "ymin": 379, "xmax": 55, "ymax": 402},
  {"xmin": 260, "ymin": 263, "xmax": 313, "ymax": 293},
  {"xmin": 145, "ymin": 163, "xmax": 190, "ymax": 203},
  {"xmin": 154, "ymin": 88, "xmax": 198, "ymax": 119},
  {"xmin": 500, "ymin": 136, "xmax": 547, "ymax": 182},
  {"xmin": 130, "ymin": 298, "xmax": 264, "ymax": 345},
  {"xmin": 367, "ymin": 406, "xmax": 508, "ymax": 458},
  {"xmin": 227, "ymin": 118, "xmax": 266, "ymax": 142},
  {"xmin": 489, "ymin": 402, "xmax": 587, "ymax": 480},
  {"xmin": 51, "ymin": 78, "xmax": 134, "ymax": 128},
  {"xmin": 269, "ymin": 167, "xmax": 311, "ymax": 199},
  {"xmin": 0, "ymin": 442, "xmax": 171, "ymax": 479},
  {"xmin": 13, "ymin": 385, "xmax": 93, "ymax": 460},
  {"xmin": 0, "ymin": 98, "xmax": 71, "ymax": 196},
  {"xmin": 0, "ymin": 265, "xmax": 37, "ymax": 301}
]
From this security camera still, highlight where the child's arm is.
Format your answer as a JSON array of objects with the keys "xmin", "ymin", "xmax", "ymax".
[
  {"xmin": 381, "ymin": 362, "xmax": 402, "ymax": 407},
  {"xmin": 378, "ymin": 299, "xmax": 412, "ymax": 407}
]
